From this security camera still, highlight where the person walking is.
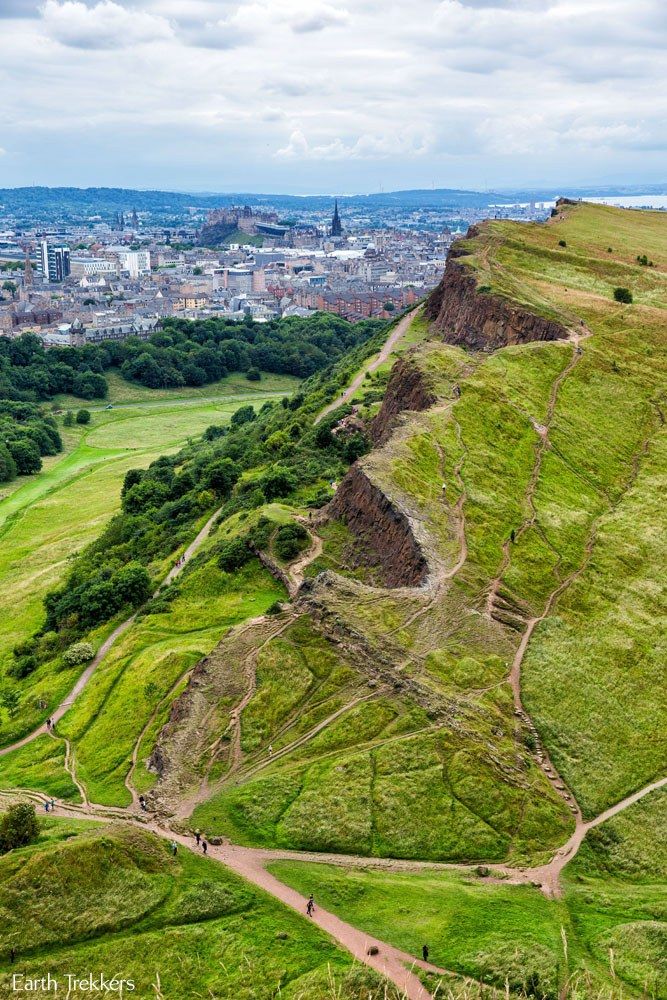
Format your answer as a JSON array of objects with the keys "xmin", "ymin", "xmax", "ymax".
[
  {"xmin": 422, "ymin": 944, "xmax": 429, "ymax": 963},
  {"xmin": 44, "ymin": 800, "xmax": 49, "ymax": 812},
  {"xmin": 194, "ymin": 829, "xmax": 201, "ymax": 846},
  {"xmin": 50, "ymin": 799, "xmax": 56, "ymax": 811},
  {"xmin": 202, "ymin": 840, "xmax": 208, "ymax": 855},
  {"xmin": 170, "ymin": 841, "xmax": 178, "ymax": 857},
  {"xmin": 306, "ymin": 894, "xmax": 315, "ymax": 917},
  {"xmin": 10, "ymin": 947, "xmax": 16, "ymax": 964}
]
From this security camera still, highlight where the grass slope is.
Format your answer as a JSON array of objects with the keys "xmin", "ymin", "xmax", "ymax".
[
  {"xmin": 0, "ymin": 818, "xmax": 398, "ymax": 999},
  {"xmin": 0, "ymin": 378, "xmax": 295, "ymax": 747}
]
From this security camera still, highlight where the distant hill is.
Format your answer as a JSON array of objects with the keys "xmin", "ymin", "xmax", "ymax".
[{"xmin": 1, "ymin": 183, "xmax": 665, "ymax": 222}]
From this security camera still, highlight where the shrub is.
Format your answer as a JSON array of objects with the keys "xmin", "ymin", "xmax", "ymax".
[
  {"xmin": 7, "ymin": 655, "xmax": 37, "ymax": 680},
  {"xmin": 230, "ymin": 404, "xmax": 255, "ymax": 428},
  {"xmin": 246, "ymin": 367, "xmax": 261, "ymax": 381},
  {"xmin": 75, "ymin": 409, "xmax": 91, "ymax": 425},
  {"xmin": 274, "ymin": 522, "xmax": 309, "ymax": 561},
  {"xmin": 218, "ymin": 538, "xmax": 251, "ymax": 572},
  {"xmin": 613, "ymin": 287, "xmax": 633, "ymax": 303},
  {"xmin": 63, "ymin": 641, "xmax": 95, "ymax": 666},
  {"xmin": 558, "ymin": 239, "xmax": 567, "ymax": 247},
  {"xmin": 0, "ymin": 803, "xmax": 39, "ymax": 854}
]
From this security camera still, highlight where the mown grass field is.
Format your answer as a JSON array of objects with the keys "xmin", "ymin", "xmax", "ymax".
[
  {"xmin": 0, "ymin": 375, "xmax": 296, "ymax": 748},
  {"xmin": 0, "ymin": 817, "xmax": 397, "ymax": 1000}
]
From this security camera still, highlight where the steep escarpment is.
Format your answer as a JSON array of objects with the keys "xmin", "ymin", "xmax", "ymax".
[
  {"xmin": 370, "ymin": 355, "xmax": 437, "ymax": 446},
  {"xmin": 425, "ymin": 253, "xmax": 568, "ymax": 350},
  {"xmin": 328, "ymin": 465, "xmax": 428, "ymax": 587}
]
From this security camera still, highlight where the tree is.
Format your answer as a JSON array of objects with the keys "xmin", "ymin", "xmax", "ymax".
[
  {"xmin": 383, "ymin": 301, "xmax": 396, "ymax": 312},
  {"xmin": 0, "ymin": 803, "xmax": 39, "ymax": 854},
  {"xmin": 193, "ymin": 266, "xmax": 203, "ymax": 275},
  {"xmin": 2, "ymin": 280, "xmax": 17, "ymax": 299},
  {"xmin": 8, "ymin": 439, "xmax": 41, "ymax": 475},
  {"xmin": 75, "ymin": 409, "xmax": 91, "ymax": 425},
  {"xmin": 204, "ymin": 458, "xmax": 240, "ymax": 497},
  {"xmin": 246, "ymin": 367, "xmax": 261, "ymax": 381},
  {"xmin": 613, "ymin": 287, "xmax": 633, "ymax": 304},
  {"xmin": 0, "ymin": 444, "xmax": 16, "ymax": 483},
  {"xmin": 63, "ymin": 410, "xmax": 74, "ymax": 427},
  {"xmin": 72, "ymin": 371, "xmax": 107, "ymax": 399},
  {"xmin": 260, "ymin": 467, "xmax": 296, "ymax": 501}
]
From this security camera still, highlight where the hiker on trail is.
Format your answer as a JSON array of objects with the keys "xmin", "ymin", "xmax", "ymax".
[
  {"xmin": 422, "ymin": 944, "xmax": 429, "ymax": 963},
  {"xmin": 170, "ymin": 841, "xmax": 178, "ymax": 857},
  {"xmin": 306, "ymin": 895, "xmax": 315, "ymax": 917},
  {"xmin": 46, "ymin": 717, "xmax": 51, "ymax": 730},
  {"xmin": 194, "ymin": 829, "xmax": 201, "ymax": 846},
  {"xmin": 202, "ymin": 840, "xmax": 208, "ymax": 854},
  {"xmin": 10, "ymin": 947, "xmax": 16, "ymax": 964},
  {"xmin": 44, "ymin": 800, "xmax": 49, "ymax": 812},
  {"xmin": 510, "ymin": 529, "xmax": 516, "ymax": 543},
  {"xmin": 267, "ymin": 744, "xmax": 273, "ymax": 757},
  {"xmin": 50, "ymin": 799, "xmax": 55, "ymax": 810},
  {"xmin": 139, "ymin": 795, "xmax": 147, "ymax": 812}
]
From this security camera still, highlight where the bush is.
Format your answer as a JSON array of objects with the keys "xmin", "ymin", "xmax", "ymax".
[
  {"xmin": 0, "ymin": 803, "xmax": 39, "ymax": 854},
  {"xmin": 75, "ymin": 409, "xmax": 91, "ymax": 425},
  {"xmin": 558, "ymin": 239, "xmax": 567, "ymax": 247},
  {"xmin": 614, "ymin": 287, "xmax": 633, "ymax": 304},
  {"xmin": 63, "ymin": 641, "xmax": 95, "ymax": 666},
  {"xmin": 218, "ymin": 538, "xmax": 252, "ymax": 572},
  {"xmin": 230, "ymin": 404, "xmax": 255, "ymax": 428},
  {"xmin": 274, "ymin": 522, "xmax": 309, "ymax": 561},
  {"xmin": 246, "ymin": 367, "xmax": 261, "ymax": 381},
  {"xmin": 7, "ymin": 655, "xmax": 37, "ymax": 680}
]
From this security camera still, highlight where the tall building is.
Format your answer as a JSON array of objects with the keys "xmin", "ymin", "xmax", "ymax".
[
  {"xmin": 39, "ymin": 240, "xmax": 71, "ymax": 282},
  {"xmin": 330, "ymin": 199, "xmax": 343, "ymax": 237}
]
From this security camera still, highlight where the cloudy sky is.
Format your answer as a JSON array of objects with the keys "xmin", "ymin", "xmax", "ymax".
[{"xmin": 0, "ymin": 0, "xmax": 665, "ymax": 193}]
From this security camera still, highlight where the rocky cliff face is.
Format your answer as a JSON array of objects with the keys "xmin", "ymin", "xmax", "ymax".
[
  {"xmin": 425, "ymin": 251, "xmax": 568, "ymax": 351},
  {"xmin": 329, "ymin": 465, "xmax": 428, "ymax": 587},
  {"xmin": 370, "ymin": 356, "xmax": 437, "ymax": 446}
]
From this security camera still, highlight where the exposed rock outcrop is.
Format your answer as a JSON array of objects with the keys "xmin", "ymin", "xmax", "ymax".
[
  {"xmin": 328, "ymin": 465, "xmax": 428, "ymax": 587},
  {"xmin": 370, "ymin": 356, "xmax": 437, "ymax": 446},
  {"xmin": 425, "ymin": 255, "xmax": 568, "ymax": 352}
]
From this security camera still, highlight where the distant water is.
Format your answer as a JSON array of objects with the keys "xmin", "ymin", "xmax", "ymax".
[{"xmin": 587, "ymin": 195, "xmax": 667, "ymax": 209}]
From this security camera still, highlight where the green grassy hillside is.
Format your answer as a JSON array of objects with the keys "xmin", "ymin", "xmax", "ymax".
[
  {"xmin": 180, "ymin": 203, "xmax": 664, "ymax": 865},
  {"xmin": 0, "ymin": 818, "xmax": 399, "ymax": 999}
]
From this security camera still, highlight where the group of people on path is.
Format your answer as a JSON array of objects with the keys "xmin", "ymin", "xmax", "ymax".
[
  {"xmin": 45, "ymin": 717, "xmax": 55, "ymax": 733},
  {"xmin": 43, "ymin": 798, "xmax": 56, "ymax": 812},
  {"xmin": 194, "ymin": 829, "xmax": 208, "ymax": 854}
]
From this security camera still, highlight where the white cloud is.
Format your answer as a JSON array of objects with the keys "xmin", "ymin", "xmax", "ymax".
[
  {"xmin": 275, "ymin": 129, "xmax": 430, "ymax": 160},
  {"xmin": 0, "ymin": 0, "xmax": 663, "ymax": 190},
  {"xmin": 41, "ymin": 0, "xmax": 173, "ymax": 49}
]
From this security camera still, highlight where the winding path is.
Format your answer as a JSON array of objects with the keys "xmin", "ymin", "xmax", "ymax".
[
  {"xmin": 0, "ymin": 504, "xmax": 225, "ymax": 761},
  {"xmin": 315, "ymin": 306, "xmax": 421, "ymax": 425}
]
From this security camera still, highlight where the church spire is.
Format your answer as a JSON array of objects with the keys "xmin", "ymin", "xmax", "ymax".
[{"xmin": 330, "ymin": 198, "xmax": 343, "ymax": 237}]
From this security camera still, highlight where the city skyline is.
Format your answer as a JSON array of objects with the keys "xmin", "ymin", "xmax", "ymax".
[{"xmin": 0, "ymin": 0, "xmax": 665, "ymax": 194}]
